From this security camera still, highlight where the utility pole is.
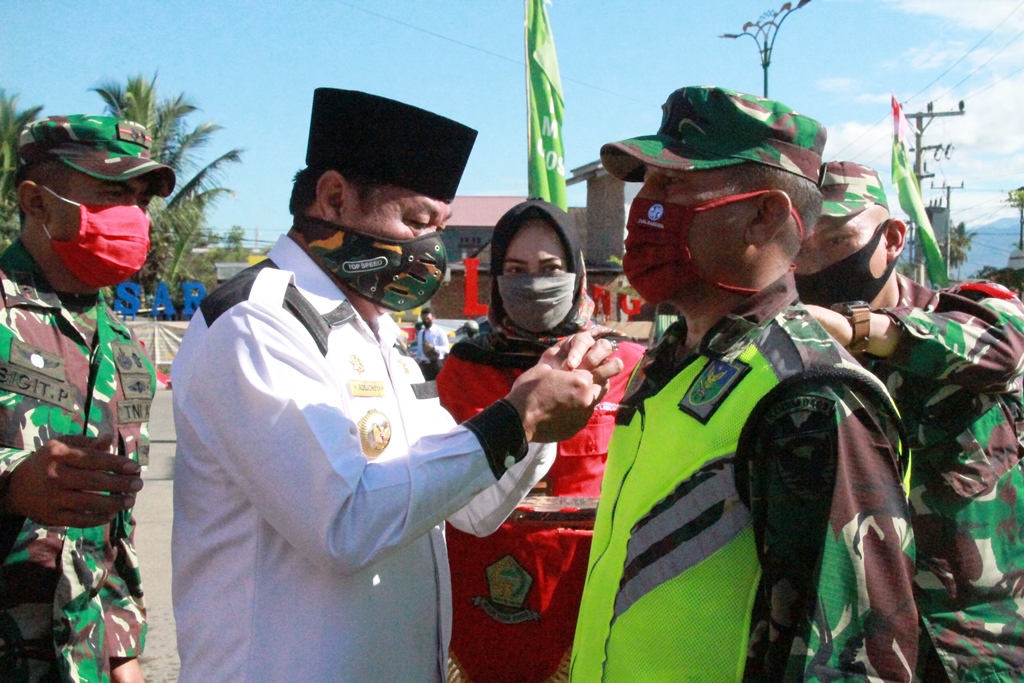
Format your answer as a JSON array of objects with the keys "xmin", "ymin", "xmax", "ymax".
[
  {"xmin": 901, "ymin": 100, "xmax": 966, "ymax": 283},
  {"xmin": 931, "ymin": 181, "xmax": 964, "ymax": 279}
]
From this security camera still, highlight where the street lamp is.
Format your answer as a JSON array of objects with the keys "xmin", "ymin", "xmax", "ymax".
[{"xmin": 720, "ymin": 0, "xmax": 813, "ymax": 98}]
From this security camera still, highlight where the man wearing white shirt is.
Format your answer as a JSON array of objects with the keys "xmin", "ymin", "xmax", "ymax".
[
  {"xmin": 170, "ymin": 88, "xmax": 621, "ymax": 683},
  {"xmin": 416, "ymin": 307, "xmax": 450, "ymax": 379}
]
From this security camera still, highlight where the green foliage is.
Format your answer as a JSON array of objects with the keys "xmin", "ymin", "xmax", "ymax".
[
  {"xmin": 0, "ymin": 90, "xmax": 44, "ymax": 248},
  {"xmin": 973, "ymin": 265, "xmax": 1024, "ymax": 294},
  {"xmin": 949, "ymin": 221, "xmax": 974, "ymax": 279},
  {"xmin": 1, "ymin": 78, "xmax": 250, "ymax": 299},
  {"xmin": 1007, "ymin": 188, "xmax": 1024, "ymax": 213},
  {"xmin": 92, "ymin": 74, "xmax": 243, "ymax": 294}
]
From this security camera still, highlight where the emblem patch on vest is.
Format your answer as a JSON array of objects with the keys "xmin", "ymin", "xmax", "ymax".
[
  {"xmin": 473, "ymin": 554, "xmax": 540, "ymax": 624},
  {"xmin": 678, "ymin": 358, "xmax": 750, "ymax": 424}
]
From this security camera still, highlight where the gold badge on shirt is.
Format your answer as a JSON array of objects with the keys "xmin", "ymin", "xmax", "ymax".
[
  {"xmin": 349, "ymin": 355, "xmax": 365, "ymax": 375},
  {"xmin": 358, "ymin": 409, "xmax": 392, "ymax": 458}
]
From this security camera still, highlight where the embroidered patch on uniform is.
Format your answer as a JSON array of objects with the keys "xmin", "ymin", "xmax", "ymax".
[
  {"xmin": 473, "ymin": 555, "xmax": 539, "ymax": 624},
  {"xmin": 0, "ymin": 360, "xmax": 75, "ymax": 410},
  {"xmin": 348, "ymin": 355, "xmax": 365, "ymax": 375},
  {"xmin": 112, "ymin": 343, "xmax": 148, "ymax": 375},
  {"xmin": 357, "ymin": 409, "xmax": 391, "ymax": 458},
  {"xmin": 121, "ymin": 375, "xmax": 153, "ymax": 399},
  {"xmin": 678, "ymin": 358, "xmax": 750, "ymax": 424},
  {"xmin": 8, "ymin": 339, "xmax": 66, "ymax": 381},
  {"xmin": 411, "ymin": 381, "xmax": 438, "ymax": 400},
  {"xmin": 396, "ymin": 358, "xmax": 412, "ymax": 374},
  {"xmin": 117, "ymin": 399, "xmax": 151, "ymax": 424},
  {"xmin": 761, "ymin": 395, "xmax": 838, "ymax": 502},
  {"xmin": 348, "ymin": 380, "xmax": 385, "ymax": 397}
]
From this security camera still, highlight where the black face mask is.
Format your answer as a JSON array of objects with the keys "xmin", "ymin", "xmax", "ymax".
[{"xmin": 795, "ymin": 220, "xmax": 897, "ymax": 307}]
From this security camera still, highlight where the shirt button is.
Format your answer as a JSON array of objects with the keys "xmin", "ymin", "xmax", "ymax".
[{"xmin": 504, "ymin": 454, "xmax": 517, "ymax": 470}]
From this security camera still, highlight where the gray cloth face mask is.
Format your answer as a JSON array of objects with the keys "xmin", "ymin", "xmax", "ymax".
[{"xmin": 497, "ymin": 273, "xmax": 577, "ymax": 333}]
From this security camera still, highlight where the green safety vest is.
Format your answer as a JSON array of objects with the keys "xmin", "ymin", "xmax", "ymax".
[{"xmin": 570, "ymin": 337, "xmax": 908, "ymax": 682}]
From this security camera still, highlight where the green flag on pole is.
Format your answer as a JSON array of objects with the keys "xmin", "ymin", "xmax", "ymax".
[
  {"xmin": 526, "ymin": 0, "xmax": 567, "ymax": 209},
  {"xmin": 891, "ymin": 95, "xmax": 948, "ymax": 287}
]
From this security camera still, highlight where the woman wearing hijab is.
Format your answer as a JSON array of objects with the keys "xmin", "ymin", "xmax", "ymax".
[{"xmin": 438, "ymin": 199, "xmax": 644, "ymax": 683}]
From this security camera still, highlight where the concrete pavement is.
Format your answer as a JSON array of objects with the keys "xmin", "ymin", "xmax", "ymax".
[{"xmin": 135, "ymin": 388, "xmax": 180, "ymax": 682}]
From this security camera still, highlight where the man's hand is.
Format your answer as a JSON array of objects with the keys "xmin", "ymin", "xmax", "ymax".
[
  {"xmin": 506, "ymin": 337, "xmax": 624, "ymax": 443},
  {"xmin": 1, "ymin": 436, "xmax": 143, "ymax": 527},
  {"xmin": 541, "ymin": 331, "xmax": 619, "ymax": 374}
]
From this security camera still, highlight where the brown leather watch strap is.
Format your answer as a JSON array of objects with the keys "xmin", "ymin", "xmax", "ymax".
[{"xmin": 845, "ymin": 305, "xmax": 872, "ymax": 353}]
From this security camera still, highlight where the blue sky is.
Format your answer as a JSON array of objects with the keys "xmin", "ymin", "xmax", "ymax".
[{"xmin": 3, "ymin": 0, "xmax": 1023, "ymax": 274}]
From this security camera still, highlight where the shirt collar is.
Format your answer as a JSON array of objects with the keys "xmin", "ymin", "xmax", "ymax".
[
  {"xmin": 630, "ymin": 272, "xmax": 799, "ymax": 402},
  {"xmin": 0, "ymin": 240, "xmax": 131, "ymax": 341},
  {"xmin": 267, "ymin": 235, "xmax": 401, "ymax": 346},
  {"xmin": 697, "ymin": 271, "xmax": 798, "ymax": 361}
]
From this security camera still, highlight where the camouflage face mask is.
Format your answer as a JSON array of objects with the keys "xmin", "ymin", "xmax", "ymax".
[{"xmin": 298, "ymin": 216, "xmax": 447, "ymax": 311}]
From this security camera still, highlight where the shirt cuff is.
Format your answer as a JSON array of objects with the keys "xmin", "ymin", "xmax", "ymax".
[{"xmin": 462, "ymin": 399, "xmax": 529, "ymax": 480}]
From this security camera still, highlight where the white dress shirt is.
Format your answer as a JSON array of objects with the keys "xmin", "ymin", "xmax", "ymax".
[
  {"xmin": 416, "ymin": 324, "xmax": 451, "ymax": 361},
  {"xmin": 171, "ymin": 235, "xmax": 552, "ymax": 682}
]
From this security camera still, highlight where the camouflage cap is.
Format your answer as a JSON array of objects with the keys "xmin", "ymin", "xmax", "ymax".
[
  {"xmin": 820, "ymin": 160, "xmax": 888, "ymax": 217},
  {"xmin": 600, "ymin": 86, "xmax": 826, "ymax": 183},
  {"xmin": 17, "ymin": 115, "xmax": 176, "ymax": 197}
]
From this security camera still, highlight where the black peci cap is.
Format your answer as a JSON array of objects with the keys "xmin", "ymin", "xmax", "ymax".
[{"xmin": 305, "ymin": 88, "xmax": 478, "ymax": 203}]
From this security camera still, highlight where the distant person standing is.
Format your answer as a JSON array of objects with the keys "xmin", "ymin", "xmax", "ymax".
[
  {"xmin": 1, "ymin": 115, "xmax": 173, "ymax": 683},
  {"xmin": 460, "ymin": 319, "xmax": 480, "ymax": 340},
  {"xmin": 416, "ymin": 306, "xmax": 450, "ymax": 380}
]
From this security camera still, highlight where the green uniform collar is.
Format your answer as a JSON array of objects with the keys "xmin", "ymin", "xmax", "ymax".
[{"xmin": 0, "ymin": 239, "xmax": 132, "ymax": 342}]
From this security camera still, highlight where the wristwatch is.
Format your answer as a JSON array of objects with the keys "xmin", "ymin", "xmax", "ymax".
[{"xmin": 830, "ymin": 301, "xmax": 872, "ymax": 354}]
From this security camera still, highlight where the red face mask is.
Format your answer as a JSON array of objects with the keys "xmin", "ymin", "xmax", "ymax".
[
  {"xmin": 623, "ymin": 191, "xmax": 805, "ymax": 304},
  {"xmin": 42, "ymin": 186, "xmax": 151, "ymax": 288}
]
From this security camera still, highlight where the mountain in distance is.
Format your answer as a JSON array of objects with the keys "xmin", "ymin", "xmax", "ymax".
[{"xmin": 956, "ymin": 216, "xmax": 1020, "ymax": 281}]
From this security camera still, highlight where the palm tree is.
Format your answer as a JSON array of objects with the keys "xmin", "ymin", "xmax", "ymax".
[
  {"xmin": 92, "ymin": 74, "xmax": 243, "ymax": 293},
  {"xmin": 948, "ymin": 221, "xmax": 974, "ymax": 280},
  {"xmin": 0, "ymin": 91, "xmax": 44, "ymax": 245}
]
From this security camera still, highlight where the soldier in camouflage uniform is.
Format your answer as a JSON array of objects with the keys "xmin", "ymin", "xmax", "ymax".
[
  {"xmin": 570, "ymin": 87, "xmax": 920, "ymax": 682},
  {"xmin": 0, "ymin": 116, "xmax": 175, "ymax": 683},
  {"xmin": 796, "ymin": 161, "xmax": 1024, "ymax": 682}
]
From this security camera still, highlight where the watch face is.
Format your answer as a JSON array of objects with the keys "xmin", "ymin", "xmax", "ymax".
[{"xmin": 831, "ymin": 300, "xmax": 870, "ymax": 314}]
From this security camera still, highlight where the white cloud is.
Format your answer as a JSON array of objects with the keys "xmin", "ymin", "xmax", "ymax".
[{"xmin": 880, "ymin": 0, "xmax": 1024, "ymax": 31}]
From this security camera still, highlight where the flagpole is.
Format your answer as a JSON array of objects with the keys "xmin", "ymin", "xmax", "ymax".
[{"xmin": 524, "ymin": 0, "xmax": 531, "ymax": 198}]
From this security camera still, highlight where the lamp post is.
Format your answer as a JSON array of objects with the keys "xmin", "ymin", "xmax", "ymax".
[{"xmin": 720, "ymin": 0, "xmax": 813, "ymax": 98}]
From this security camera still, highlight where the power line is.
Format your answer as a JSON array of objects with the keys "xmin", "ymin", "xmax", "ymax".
[
  {"xmin": 330, "ymin": 0, "xmax": 648, "ymax": 103},
  {"xmin": 904, "ymin": 0, "xmax": 1024, "ymax": 103},
  {"xmin": 962, "ymin": 61, "xmax": 1024, "ymax": 101},
  {"xmin": 932, "ymin": 22, "xmax": 1024, "ymax": 102},
  {"xmin": 832, "ymin": 0, "xmax": 1024, "ymax": 159}
]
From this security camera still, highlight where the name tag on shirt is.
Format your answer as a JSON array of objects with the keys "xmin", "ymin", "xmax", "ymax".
[{"xmin": 349, "ymin": 380, "xmax": 386, "ymax": 397}]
